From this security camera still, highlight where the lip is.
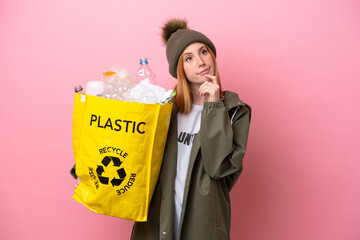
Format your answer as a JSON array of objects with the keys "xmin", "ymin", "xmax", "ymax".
[{"xmin": 198, "ymin": 68, "xmax": 210, "ymax": 75}]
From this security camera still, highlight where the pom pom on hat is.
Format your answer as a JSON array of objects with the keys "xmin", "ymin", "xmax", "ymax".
[{"xmin": 161, "ymin": 18, "xmax": 188, "ymax": 44}]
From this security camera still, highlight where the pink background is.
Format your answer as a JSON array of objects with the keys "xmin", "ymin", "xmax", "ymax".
[{"xmin": 1, "ymin": 0, "xmax": 359, "ymax": 239}]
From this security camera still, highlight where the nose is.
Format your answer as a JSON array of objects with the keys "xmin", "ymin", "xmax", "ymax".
[{"xmin": 197, "ymin": 55, "xmax": 205, "ymax": 67}]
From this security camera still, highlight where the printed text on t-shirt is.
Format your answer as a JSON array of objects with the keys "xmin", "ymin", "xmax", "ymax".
[{"xmin": 178, "ymin": 132, "xmax": 197, "ymax": 146}]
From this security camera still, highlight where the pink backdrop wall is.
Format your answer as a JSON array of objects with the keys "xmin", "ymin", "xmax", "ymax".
[{"xmin": 1, "ymin": 0, "xmax": 359, "ymax": 239}]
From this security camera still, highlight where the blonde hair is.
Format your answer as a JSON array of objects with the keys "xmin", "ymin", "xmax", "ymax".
[{"xmin": 174, "ymin": 45, "xmax": 222, "ymax": 114}]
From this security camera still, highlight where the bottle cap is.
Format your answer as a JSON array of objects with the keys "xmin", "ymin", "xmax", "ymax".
[
  {"xmin": 74, "ymin": 84, "xmax": 83, "ymax": 93},
  {"xmin": 140, "ymin": 58, "xmax": 148, "ymax": 65}
]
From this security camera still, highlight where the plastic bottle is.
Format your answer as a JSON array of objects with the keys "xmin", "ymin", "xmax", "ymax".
[
  {"xmin": 136, "ymin": 58, "xmax": 156, "ymax": 84},
  {"xmin": 86, "ymin": 81, "xmax": 105, "ymax": 97},
  {"xmin": 74, "ymin": 84, "xmax": 85, "ymax": 94}
]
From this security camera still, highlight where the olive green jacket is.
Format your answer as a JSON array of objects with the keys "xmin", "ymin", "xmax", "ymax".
[{"xmin": 131, "ymin": 91, "xmax": 251, "ymax": 240}]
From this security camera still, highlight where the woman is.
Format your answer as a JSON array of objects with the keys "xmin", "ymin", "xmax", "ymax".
[{"xmin": 131, "ymin": 18, "xmax": 251, "ymax": 240}]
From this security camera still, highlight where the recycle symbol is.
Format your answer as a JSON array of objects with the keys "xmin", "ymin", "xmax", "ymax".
[{"xmin": 96, "ymin": 156, "xmax": 126, "ymax": 187}]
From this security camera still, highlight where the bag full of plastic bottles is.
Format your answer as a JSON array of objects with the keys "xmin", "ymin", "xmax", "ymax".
[{"xmin": 72, "ymin": 61, "xmax": 175, "ymax": 221}]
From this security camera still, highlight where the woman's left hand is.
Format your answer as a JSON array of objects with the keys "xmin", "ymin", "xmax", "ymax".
[{"xmin": 199, "ymin": 74, "xmax": 221, "ymax": 102}]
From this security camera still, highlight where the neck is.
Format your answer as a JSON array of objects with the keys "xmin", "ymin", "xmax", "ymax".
[{"xmin": 190, "ymin": 83, "xmax": 206, "ymax": 106}]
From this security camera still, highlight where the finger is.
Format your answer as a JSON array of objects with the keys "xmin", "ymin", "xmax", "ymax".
[
  {"xmin": 204, "ymin": 74, "xmax": 217, "ymax": 83},
  {"xmin": 199, "ymin": 85, "xmax": 215, "ymax": 96},
  {"xmin": 199, "ymin": 82, "xmax": 213, "ymax": 96},
  {"xmin": 199, "ymin": 85, "xmax": 208, "ymax": 96},
  {"xmin": 199, "ymin": 81, "xmax": 209, "ymax": 91},
  {"xmin": 199, "ymin": 81, "xmax": 215, "ymax": 91},
  {"xmin": 202, "ymin": 87, "xmax": 220, "ymax": 101},
  {"xmin": 200, "ymin": 82, "xmax": 219, "ymax": 91},
  {"xmin": 199, "ymin": 84, "xmax": 220, "ymax": 97}
]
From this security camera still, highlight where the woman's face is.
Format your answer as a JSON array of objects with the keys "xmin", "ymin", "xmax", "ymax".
[{"xmin": 182, "ymin": 42, "xmax": 215, "ymax": 86}]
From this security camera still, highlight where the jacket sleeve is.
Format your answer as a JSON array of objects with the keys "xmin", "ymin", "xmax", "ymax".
[{"xmin": 200, "ymin": 101, "xmax": 251, "ymax": 181}]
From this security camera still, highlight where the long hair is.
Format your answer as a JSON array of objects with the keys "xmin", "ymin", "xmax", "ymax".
[{"xmin": 174, "ymin": 45, "xmax": 222, "ymax": 114}]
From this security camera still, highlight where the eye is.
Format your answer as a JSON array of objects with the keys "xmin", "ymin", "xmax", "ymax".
[
  {"xmin": 201, "ymin": 49, "xmax": 208, "ymax": 55},
  {"xmin": 185, "ymin": 56, "xmax": 192, "ymax": 62}
]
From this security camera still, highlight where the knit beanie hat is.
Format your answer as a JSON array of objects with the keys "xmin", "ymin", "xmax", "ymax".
[{"xmin": 161, "ymin": 18, "xmax": 216, "ymax": 78}]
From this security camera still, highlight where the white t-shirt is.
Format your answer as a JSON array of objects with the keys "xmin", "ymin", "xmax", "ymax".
[{"xmin": 174, "ymin": 104, "xmax": 203, "ymax": 239}]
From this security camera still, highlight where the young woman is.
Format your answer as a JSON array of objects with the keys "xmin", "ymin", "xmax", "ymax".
[{"xmin": 131, "ymin": 19, "xmax": 251, "ymax": 240}]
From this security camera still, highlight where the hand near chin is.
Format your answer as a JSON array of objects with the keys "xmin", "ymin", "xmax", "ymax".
[{"xmin": 198, "ymin": 74, "xmax": 220, "ymax": 102}]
